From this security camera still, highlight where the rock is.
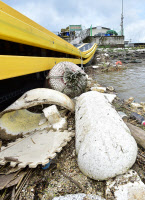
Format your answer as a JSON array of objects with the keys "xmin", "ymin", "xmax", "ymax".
[
  {"xmin": 91, "ymin": 87, "xmax": 106, "ymax": 93},
  {"xmin": 96, "ymin": 84, "xmax": 102, "ymax": 87},
  {"xmin": 123, "ymin": 60, "xmax": 129, "ymax": 64},
  {"xmin": 126, "ymin": 97, "xmax": 134, "ymax": 104},
  {"xmin": 53, "ymin": 193, "xmax": 105, "ymax": 200},
  {"xmin": 140, "ymin": 102, "xmax": 145, "ymax": 106},
  {"xmin": 107, "ymin": 86, "xmax": 115, "ymax": 92},
  {"xmin": 106, "ymin": 170, "xmax": 145, "ymax": 200},
  {"xmin": 131, "ymin": 103, "xmax": 143, "ymax": 109},
  {"xmin": 97, "ymin": 58, "xmax": 101, "ymax": 61},
  {"xmin": 104, "ymin": 53, "xmax": 109, "ymax": 57},
  {"xmin": 92, "ymin": 65, "xmax": 100, "ymax": 69},
  {"xmin": 98, "ymin": 64, "xmax": 103, "ymax": 67},
  {"xmin": 75, "ymin": 91, "xmax": 137, "ymax": 180},
  {"xmin": 105, "ymin": 62, "xmax": 110, "ymax": 66},
  {"xmin": 130, "ymin": 59, "xmax": 142, "ymax": 63}
]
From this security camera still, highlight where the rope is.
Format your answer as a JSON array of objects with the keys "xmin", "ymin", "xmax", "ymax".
[
  {"xmin": 79, "ymin": 51, "xmax": 84, "ymax": 71},
  {"xmin": 81, "ymin": 54, "xmax": 84, "ymax": 71},
  {"xmin": 46, "ymin": 75, "xmax": 63, "ymax": 79}
]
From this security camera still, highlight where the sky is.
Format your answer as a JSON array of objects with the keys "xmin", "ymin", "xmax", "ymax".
[{"xmin": 2, "ymin": 0, "xmax": 145, "ymax": 42}]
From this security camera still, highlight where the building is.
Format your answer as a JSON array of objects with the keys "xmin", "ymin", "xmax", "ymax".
[
  {"xmin": 90, "ymin": 26, "xmax": 110, "ymax": 36},
  {"xmin": 124, "ymin": 40, "xmax": 129, "ymax": 47},
  {"xmin": 83, "ymin": 26, "xmax": 124, "ymax": 47},
  {"xmin": 128, "ymin": 43, "xmax": 145, "ymax": 48},
  {"xmin": 59, "ymin": 25, "xmax": 82, "ymax": 42}
]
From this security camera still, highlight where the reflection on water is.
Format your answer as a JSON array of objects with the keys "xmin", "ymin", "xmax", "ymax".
[{"xmin": 94, "ymin": 62, "xmax": 145, "ymax": 102}]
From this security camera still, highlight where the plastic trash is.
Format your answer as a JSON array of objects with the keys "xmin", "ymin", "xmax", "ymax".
[
  {"xmin": 42, "ymin": 156, "xmax": 57, "ymax": 170},
  {"xmin": 130, "ymin": 112, "xmax": 145, "ymax": 126},
  {"xmin": 42, "ymin": 162, "xmax": 51, "ymax": 170},
  {"xmin": 118, "ymin": 111, "xmax": 128, "ymax": 122},
  {"xmin": 116, "ymin": 61, "xmax": 122, "ymax": 65}
]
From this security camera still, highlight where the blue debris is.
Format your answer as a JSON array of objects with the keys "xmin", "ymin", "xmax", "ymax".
[{"xmin": 42, "ymin": 160, "xmax": 51, "ymax": 170}]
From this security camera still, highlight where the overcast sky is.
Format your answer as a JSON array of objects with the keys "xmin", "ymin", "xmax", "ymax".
[{"xmin": 2, "ymin": 0, "xmax": 145, "ymax": 42}]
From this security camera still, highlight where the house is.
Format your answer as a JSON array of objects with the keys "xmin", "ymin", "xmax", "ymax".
[{"xmin": 90, "ymin": 26, "xmax": 110, "ymax": 36}]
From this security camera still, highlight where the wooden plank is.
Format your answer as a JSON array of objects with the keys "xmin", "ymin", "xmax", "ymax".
[{"xmin": 126, "ymin": 122, "xmax": 145, "ymax": 149}]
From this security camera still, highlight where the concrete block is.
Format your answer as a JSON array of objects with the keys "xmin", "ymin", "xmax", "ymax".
[{"xmin": 75, "ymin": 91, "xmax": 137, "ymax": 180}]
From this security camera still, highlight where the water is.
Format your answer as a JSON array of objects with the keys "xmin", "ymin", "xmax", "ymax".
[{"xmin": 94, "ymin": 62, "xmax": 145, "ymax": 102}]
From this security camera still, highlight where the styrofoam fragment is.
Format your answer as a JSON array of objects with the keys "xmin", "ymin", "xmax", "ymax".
[
  {"xmin": 0, "ymin": 109, "xmax": 50, "ymax": 140},
  {"xmin": 10, "ymin": 162, "xmax": 17, "ymax": 167},
  {"xmin": 52, "ymin": 118, "xmax": 67, "ymax": 130},
  {"xmin": 49, "ymin": 153, "xmax": 57, "ymax": 159},
  {"xmin": 75, "ymin": 91, "xmax": 137, "ymax": 180},
  {"xmin": 0, "ymin": 161, "xmax": 6, "ymax": 165},
  {"xmin": 0, "ymin": 88, "xmax": 75, "ymax": 116},
  {"xmin": 106, "ymin": 170, "xmax": 145, "ymax": 200},
  {"xmin": 103, "ymin": 93, "xmax": 116, "ymax": 103},
  {"xmin": 42, "ymin": 159, "xmax": 50, "ymax": 166},
  {"xmin": 39, "ymin": 118, "xmax": 47, "ymax": 126},
  {"xmin": 56, "ymin": 147, "xmax": 62, "ymax": 152},
  {"xmin": 92, "ymin": 66, "xmax": 99, "ymax": 69},
  {"xmin": 43, "ymin": 105, "xmax": 61, "ymax": 124},
  {"xmin": 0, "ymin": 130, "xmax": 75, "ymax": 168}
]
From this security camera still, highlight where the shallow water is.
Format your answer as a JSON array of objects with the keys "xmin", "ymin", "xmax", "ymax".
[{"xmin": 93, "ymin": 61, "xmax": 145, "ymax": 102}]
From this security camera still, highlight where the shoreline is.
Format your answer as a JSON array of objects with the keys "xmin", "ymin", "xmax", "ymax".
[{"xmin": 1, "ymin": 48, "xmax": 145, "ymax": 199}]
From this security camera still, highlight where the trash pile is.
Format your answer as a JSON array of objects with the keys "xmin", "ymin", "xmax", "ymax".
[
  {"xmin": 90, "ymin": 50, "xmax": 127, "ymax": 73},
  {"xmin": 87, "ymin": 48, "xmax": 145, "ymax": 74},
  {"xmin": 0, "ymin": 61, "xmax": 145, "ymax": 199}
]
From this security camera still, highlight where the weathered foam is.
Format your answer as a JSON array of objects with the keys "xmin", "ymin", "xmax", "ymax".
[{"xmin": 75, "ymin": 91, "xmax": 137, "ymax": 180}]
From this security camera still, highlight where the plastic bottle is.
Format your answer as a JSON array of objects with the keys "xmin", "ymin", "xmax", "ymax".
[{"xmin": 130, "ymin": 112, "xmax": 145, "ymax": 126}]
